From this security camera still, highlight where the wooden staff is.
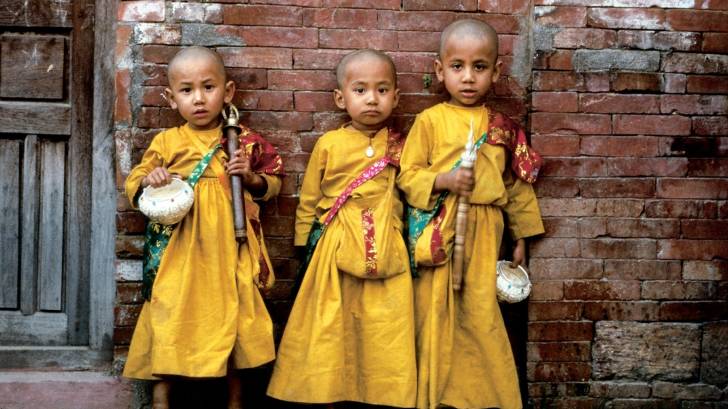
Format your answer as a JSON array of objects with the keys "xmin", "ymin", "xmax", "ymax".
[
  {"xmin": 223, "ymin": 104, "xmax": 247, "ymax": 243},
  {"xmin": 452, "ymin": 119, "xmax": 476, "ymax": 291}
]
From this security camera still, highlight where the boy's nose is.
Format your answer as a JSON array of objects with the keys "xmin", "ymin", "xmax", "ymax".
[
  {"xmin": 366, "ymin": 92, "xmax": 378, "ymax": 104},
  {"xmin": 462, "ymin": 68, "xmax": 475, "ymax": 82},
  {"xmin": 193, "ymin": 90, "xmax": 205, "ymax": 103}
]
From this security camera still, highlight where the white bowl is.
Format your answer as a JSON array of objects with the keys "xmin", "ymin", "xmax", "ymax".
[
  {"xmin": 138, "ymin": 178, "xmax": 194, "ymax": 225},
  {"xmin": 495, "ymin": 260, "xmax": 532, "ymax": 303}
]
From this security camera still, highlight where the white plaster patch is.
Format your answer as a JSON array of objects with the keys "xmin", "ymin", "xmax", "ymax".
[
  {"xmin": 116, "ymin": 259, "xmax": 142, "ymax": 282},
  {"xmin": 591, "ymin": 8, "xmax": 666, "ymax": 30},
  {"xmin": 534, "ymin": 6, "xmax": 556, "ymax": 17},
  {"xmin": 134, "ymin": 23, "xmax": 181, "ymax": 45},
  {"xmin": 613, "ymin": 0, "xmax": 694, "ymax": 7},
  {"xmin": 120, "ymin": 0, "xmax": 165, "ymax": 22}
]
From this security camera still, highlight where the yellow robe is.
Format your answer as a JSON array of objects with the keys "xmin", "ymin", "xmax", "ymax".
[
  {"xmin": 122, "ymin": 124, "xmax": 281, "ymax": 380},
  {"xmin": 397, "ymin": 103, "xmax": 544, "ymax": 409},
  {"xmin": 267, "ymin": 126, "xmax": 416, "ymax": 407}
]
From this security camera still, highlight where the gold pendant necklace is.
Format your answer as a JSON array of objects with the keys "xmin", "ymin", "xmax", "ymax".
[{"xmin": 365, "ymin": 135, "xmax": 375, "ymax": 158}]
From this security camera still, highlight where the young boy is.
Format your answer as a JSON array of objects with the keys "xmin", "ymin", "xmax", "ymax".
[
  {"xmin": 266, "ymin": 49, "xmax": 417, "ymax": 408},
  {"xmin": 122, "ymin": 46, "xmax": 284, "ymax": 409},
  {"xmin": 397, "ymin": 19, "xmax": 544, "ymax": 409}
]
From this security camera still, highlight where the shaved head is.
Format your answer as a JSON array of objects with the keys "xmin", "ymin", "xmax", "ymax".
[
  {"xmin": 439, "ymin": 19, "xmax": 499, "ymax": 59},
  {"xmin": 167, "ymin": 46, "xmax": 227, "ymax": 82},
  {"xmin": 336, "ymin": 49, "xmax": 397, "ymax": 89}
]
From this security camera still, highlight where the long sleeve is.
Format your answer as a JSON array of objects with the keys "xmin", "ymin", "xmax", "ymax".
[
  {"xmin": 397, "ymin": 113, "xmax": 440, "ymax": 211},
  {"xmin": 502, "ymin": 168, "xmax": 544, "ymax": 240},
  {"xmin": 125, "ymin": 130, "xmax": 167, "ymax": 209},
  {"xmin": 294, "ymin": 143, "xmax": 323, "ymax": 246}
]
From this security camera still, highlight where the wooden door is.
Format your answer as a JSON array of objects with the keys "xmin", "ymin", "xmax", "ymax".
[{"xmin": 0, "ymin": 0, "xmax": 94, "ymax": 347}]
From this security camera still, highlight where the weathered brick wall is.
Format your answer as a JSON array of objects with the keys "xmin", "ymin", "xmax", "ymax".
[
  {"xmin": 112, "ymin": 0, "xmax": 728, "ymax": 406},
  {"xmin": 528, "ymin": 1, "xmax": 728, "ymax": 407}
]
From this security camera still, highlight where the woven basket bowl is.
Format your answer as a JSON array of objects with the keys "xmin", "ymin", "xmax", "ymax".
[
  {"xmin": 138, "ymin": 178, "xmax": 194, "ymax": 225},
  {"xmin": 495, "ymin": 260, "xmax": 532, "ymax": 304}
]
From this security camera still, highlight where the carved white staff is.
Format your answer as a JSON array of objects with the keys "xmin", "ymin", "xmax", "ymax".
[{"xmin": 452, "ymin": 119, "xmax": 476, "ymax": 291}]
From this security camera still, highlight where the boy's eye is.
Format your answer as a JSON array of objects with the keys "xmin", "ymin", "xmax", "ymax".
[
  {"xmin": 180, "ymin": 87, "xmax": 191, "ymax": 93},
  {"xmin": 474, "ymin": 63, "xmax": 487, "ymax": 71},
  {"xmin": 451, "ymin": 63, "xmax": 462, "ymax": 70},
  {"xmin": 378, "ymin": 87, "xmax": 389, "ymax": 94},
  {"xmin": 354, "ymin": 87, "xmax": 365, "ymax": 94},
  {"xmin": 205, "ymin": 84, "xmax": 214, "ymax": 90}
]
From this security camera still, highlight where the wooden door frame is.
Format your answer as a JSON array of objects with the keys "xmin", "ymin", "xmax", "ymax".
[{"xmin": 0, "ymin": 0, "xmax": 116, "ymax": 369}]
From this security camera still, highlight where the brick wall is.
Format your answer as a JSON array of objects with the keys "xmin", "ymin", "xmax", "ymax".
[{"xmin": 113, "ymin": 0, "xmax": 728, "ymax": 406}]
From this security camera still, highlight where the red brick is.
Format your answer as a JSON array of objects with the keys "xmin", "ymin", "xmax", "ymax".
[
  {"xmin": 541, "ymin": 218, "xmax": 578, "ymax": 238},
  {"xmin": 662, "ymin": 53, "xmax": 728, "ymax": 74},
  {"xmin": 532, "ymin": 113, "xmax": 611, "ymax": 135},
  {"xmin": 553, "ymin": 28, "xmax": 616, "ymax": 49},
  {"xmin": 657, "ymin": 178, "xmax": 728, "ymax": 199},
  {"xmin": 683, "ymin": 260, "xmax": 728, "ymax": 281},
  {"xmin": 606, "ymin": 218, "xmax": 680, "ymax": 238},
  {"xmin": 116, "ymin": 282, "xmax": 144, "ymax": 304},
  {"xmin": 116, "ymin": 235, "xmax": 143, "ymax": 257},
  {"xmin": 579, "ymin": 218, "xmax": 607, "ymax": 238},
  {"xmin": 531, "ymin": 134, "xmax": 580, "ymax": 156},
  {"xmin": 398, "ymin": 72, "xmax": 441, "ymax": 93},
  {"xmin": 529, "ymin": 321, "xmax": 593, "ymax": 342},
  {"xmin": 604, "ymin": 260, "xmax": 682, "ymax": 281},
  {"xmin": 114, "ymin": 326, "xmax": 135, "ymax": 345},
  {"xmin": 140, "ymin": 45, "xmax": 178, "ymax": 64},
  {"xmin": 261, "ymin": 215, "xmax": 295, "ymax": 237},
  {"xmin": 141, "ymin": 63, "xmax": 167, "ymax": 86},
  {"xmin": 114, "ymin": 304, "xmax": 143, "ymax": 326},
  {"xmin": 645, "ymin": 200, "xmax": 718, "ymax": 219},
  {"xmin": 118, "ymin": 0, "xmax": 165, "ymax": 22},
  {"xmin": 681, "ymin": 219, "xmax": 728, "ymax": 239},
  {"xmin": 532, "ymin": 92, "xmax": 578, "ymax": 113},
  {"xmin": 398, "ymin": 94, "xmax": 443, "ymax": 114},
  {"xmin": 222, "ymin": 5, "xmax": 303, "ymax": 26},
  {"xmin": 658, "ymin": 240, "xmax": 728, "ymax": 260},
  {"xmin": 116, "ymin": 24, "xmax": 133, "ymax": 64},
  {"xmin": 687, "ymin": 75, "xmax": 728, "ymax": 94},
  {"xmin": 580, "ymin": 94, "xmax": 659, "ymax": 115},
  {"xmin": 580, "ymin": 178, "xmax": 656, "ymax": 198},
  {"xmin": 607, "ymin": 158, "xmax": 687, "ymax": 177},
  {"xmin": 532, "ymin": 71, "xmax": 581, "ymax": 91},
  {"xmin": 228, "ymin": 68, "xmax": 268, "ymax": 90},
  {"xmin": 530, "ymin": 238, "xmax": 581, "ymax": 258},
  {"xmin": 313, "ymin": 111, "xmax": 349, "ymax": 132},
  {"xmin": 534, "ymin": 178, "xmax": 580, "ymax": 198},
  {"xmin": 219, "ymin": 47, "xmax": 292, "ymax": 69},
  {"xmin": 661, "ymin": 95, "xmax": 728, "ymax": 115},
  {"xmin": 320, "ymin": 28, "xmax": 397, "ymax": 50},
  {"xmin": 293, "ymin": 49, "xmax": 348, "ymax": 70},
  {"xmin": 390, "ymin": 52, "xmax": 437, "ymax": 72},
  {"xmin": 596, "ymin": 199, "xmax": 645, "ymax": 217},
  {"xmin": 696, "ymin": 0, "xmax": 728, "ymax": 9},
  {"xmin": 530, "ymin": 280, "xmax": 565, "ymax": 301},
  {"xmin": 663, "ymin": 74, "xmax": 687, "ymax": 94},
  {"xmin": 610, "ymin": 72, "xmax": 662, "ymax": 92},
  {"xmin": 302, "ymin": 7, "xmax": 378, "ymax": 28},
  {"xmin": 541, "ymin": 158, "xmax": 606, "ymax": 177},
  {"xmin": 693, "ymin": 116, "xmax": 727, "ymax": 136},
  {"xmin": 397, "ymin": 31, "xmax": 440, "ymax": 52},
  {"xmin": 378, "ymin": 10, "xmax": 520, "ymax": 33},
  {"xmin": 294, "ymin": 91, "xmax": 338, "ymax": 112},
  {"xmin": 169, "ymin": 3, "xmax": 222, "ymax": 23},
  {"xmin": 582, "ymin": 301, "xmax": 660, "ymax": 321},
  {"xmin": 268, "ymin": 70, "xmax": 336, "ymax": 91},
  {"xmin": 403, "ymin": 0, "xmax": 478, "ymax": 11},
  {"xmin": 217, "ymin": 26, "xmax": 318, "ymax": 48},
  {"xmin": 530, "ymin": 258, "xmax": 603, "ymax": 280},
  {"xmin": 136, "ymin": 106, "xmax": 159, "ymax": 128},
  {"xmin": 613, "ymin": 114, "xmax": 691, "ymax": 136},
  {"xmin": 580, "ymin": 238, "xmax": 657, "ymax": 259},
  {"xmin": 527, "ymin": 341, "xmax": 591, "ymax": 362},
  {"xmin": 322, "ymin": 0, "xmax": 400, "ymax": 8},
  {"xmin": 564, "ymin": 280, "xmax": 641, "ymax": 301},
  {"xmin": 234, "ymin": 90, "xmax": 293, "ymax": 111},
  {"xmin": 478, "ymin": 0, "xmax": 529, "ymax": 14},
  {"xmin": 667, "ymin": 9, "xmax": 728, "ymax": 32},
  {"xmin": 688, "ymin": 158, "xmax": 728, "ymax": 177},
  {"xmin": 140, "ymin": 86, "xmax": 166, "ymax": 107},
  {"xmin": 658, "ymin": 301, "xmax": 727, "ymax": 321},
  {"xmin": 702, "ymin": 33, "xmax": 728, "ymax": 53},
  {"xmin": 240, "ymin": 111, "xmax": 313, "ymax": 131},
  {"xmin": 115, "ymin": 69, "xmax": 131, "ymax": 125},
  {"xmin": 249, "ymin": 0, "xmax": 321, "ymax": 5},
  {"xmin": 530, "ymin": 362, "xmax": 592, "ymax": 382},
  {"xmin": 499, "ymin": 34, "xmax": 517, "ymax": 56},
  {"xmin": 588, "ymin": 7, "xmax": 666, "ymax": 30},
  {"xmin": 158, "ymin": 107, "xmax": 184, "ymax": 128},
  {"xmin": 581, "ymin": 135, "xmax": 658, "ymax": 157},
  {"xmin": 538, "ymin": 198, "xmax": 597, "ymax": 217},
  {"xmin": 642, "ymin": 281, "xmax": 716, "ymax": 300},
  {"xmin": 534, "ymin": 6, "xmax": 586, "ymax": 27}
]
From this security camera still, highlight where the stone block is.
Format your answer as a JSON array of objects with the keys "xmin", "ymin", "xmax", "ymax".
[
  {"xmin": 701, "ymin": 322, "xmax": 728, "ymax": 386},
  {"xmin": 589, "ymin": 381, "xmax": 651, "ymax": 398},
  {"xmin": 593, "ymin": 321, "xmax": 700, "ymax": 381},
  {"xmin": 652, "ymin": 381, "xmax": 723, "ymax": 400},
  {"xmin": 574, "ymin": 50, "xmax": 660, "ymax": 72}
]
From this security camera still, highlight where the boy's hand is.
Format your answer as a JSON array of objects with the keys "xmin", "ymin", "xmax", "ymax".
[
  {"xmin": 227, "ymin": 149, "xmax": 261, "ymax": 188},
  {"xmin": 142, "ymin": 167, "xmax": 173, "ymax": 188},
  {"xmin": 511, "ymin": 238, "xmax": 526, "ymax": 268},
  {"xmin": 435, "ymin": 168, "xmax": 474, "ymax": 196}
]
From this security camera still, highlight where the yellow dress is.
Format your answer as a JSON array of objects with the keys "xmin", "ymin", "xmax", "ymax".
[
  {"xmin": 122, "ymin": 123, "xmax": 281, "ymax": 380},
  {"xmin": 397, "ymin": 103, "xmax": 545, "ymax": 409},
  {"xmin": 266, "ymin": 126, "xmax": 417, "ymax": 407}
]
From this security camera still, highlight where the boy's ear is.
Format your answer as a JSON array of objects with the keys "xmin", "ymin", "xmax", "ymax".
[
  {"xmin": 164, "ymin": 88, "xmax": 177, "ymax": 110},
  {"xmin": 224, "ymin": 80, "xmax": 236, "ymax": 104},
  {"xmin": 333, "ymin": 89, "xmax": 346, "ymax": 110},
  {"xmin": 434, "ymin": 58, "xmax": 445, "ymax": 83},
  {"xmin": 492, "ymin": 59, "xmax": 503, "ymax": 84},
  {"xmin": 392, "ymin": 87, "xmax": 400, "ymax": 109}
]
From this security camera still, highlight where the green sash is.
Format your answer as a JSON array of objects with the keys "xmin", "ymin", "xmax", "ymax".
[
  {"xmin": 406, "ymin": 131, "xmax": 488, "ymax": 276},
  {"xmin": 141, "ymin": 144, "xmax": 221, "ymax": 301}
]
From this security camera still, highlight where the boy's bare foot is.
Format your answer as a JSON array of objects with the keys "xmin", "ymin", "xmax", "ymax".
[{"xmin": 152, "ymin": 380, "xmax": 171, "ymax": 409}]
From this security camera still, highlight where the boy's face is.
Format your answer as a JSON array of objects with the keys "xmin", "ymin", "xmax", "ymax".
[
  {"xmin": 435, "ymin": 35, "xmax": 502, "ymax": 108},
  {"xmin": 334, "ymin": 58, "xmax": 399, "ymax": 134},
  {"xmin": 165, "ymin": 56, "xmax": 235, "ymax": 131}
]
